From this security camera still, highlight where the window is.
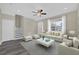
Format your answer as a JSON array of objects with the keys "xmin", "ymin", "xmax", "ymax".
[
  {"xmin": 51, "ymin": 20, "xmax": 62, "ymax": 31},
  {"xmin": 48, "ymin": 16, "xmax": 66, "ymax": 33}
]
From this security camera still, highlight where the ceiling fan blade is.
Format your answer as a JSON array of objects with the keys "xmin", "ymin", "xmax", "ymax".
[
  {"xmin": 32, "ymin": 11, "xmax": 38, "ymax": 13},
  {"xmin": 33, "ymin": 14, "xmax": 37, "ymax": 16},
  {"xmin": 41, "ymin": 13, "xmax": 46, "ymax": 15}
]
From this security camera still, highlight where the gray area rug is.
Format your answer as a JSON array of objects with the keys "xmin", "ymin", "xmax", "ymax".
[
  {"xmin": 21, "ymin": 40, "xmax": 60, "ymax": 55},
  {"xmin": 0, "ymin": 39, "xmax": 29, "ymax": 55}
]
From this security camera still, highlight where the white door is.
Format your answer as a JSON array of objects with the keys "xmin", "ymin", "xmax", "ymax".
[
  {"xmin": 2, "ymin": 19, "xmax": 15, "ymax": 42},
  {"xmin": 38, "ymin": 22, "xmax": 44, "ymax": 33}
]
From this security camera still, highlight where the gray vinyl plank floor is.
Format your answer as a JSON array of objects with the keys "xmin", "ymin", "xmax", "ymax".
[
  {"xmin": 0, "ymin": 39, "xmax": 29, "ymax": 55},
  {"xmin": 21, "ymin": 40, "xmax": 60, "ymax": 55},
  {"xmin": 0, "ymin": 39, "xmax": 60, "ymax": 55}
]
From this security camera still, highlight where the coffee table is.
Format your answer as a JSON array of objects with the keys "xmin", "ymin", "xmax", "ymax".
[{"xmin": 36, "ymin": 38, "xmax": 55, "ymax": 47}]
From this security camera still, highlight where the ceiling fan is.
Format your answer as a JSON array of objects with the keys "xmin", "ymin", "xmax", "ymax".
[{"xmin": 32, "ymin": 9, "xmax": 47, "ymax": 17}]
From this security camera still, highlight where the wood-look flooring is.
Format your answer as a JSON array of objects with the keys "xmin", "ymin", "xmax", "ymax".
[{"xmin": 0, "ymin": 39, "xmax": 30, "ymax": 55}]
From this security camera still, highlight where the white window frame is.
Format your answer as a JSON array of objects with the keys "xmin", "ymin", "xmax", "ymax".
[
  {"xmin": 47, "ymin": 16, "xmax": 66, "ymax": 34},
  {"xmin": 48, "ymin": 19, "xmax": 51, "ymax": 32}
]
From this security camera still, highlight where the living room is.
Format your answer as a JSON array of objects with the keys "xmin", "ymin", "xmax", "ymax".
[{"xmin": 0, "ymin": 3, "xmax": 79, "ymax": 55}]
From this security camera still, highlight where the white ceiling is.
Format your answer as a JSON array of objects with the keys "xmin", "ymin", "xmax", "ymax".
[{"xmin": 0, "ymin": 3, "xmax": 78, "ymax": 21}]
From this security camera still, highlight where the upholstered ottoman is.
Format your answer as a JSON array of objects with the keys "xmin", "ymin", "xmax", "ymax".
[{"xmin": 36, "ymin": 38, "xmax": 55, "ymax": 47}]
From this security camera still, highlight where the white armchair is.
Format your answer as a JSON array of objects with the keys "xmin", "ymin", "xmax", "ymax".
[{"xmin": 24, "ymin": 36, "xmax": 33, "ymax": 41}]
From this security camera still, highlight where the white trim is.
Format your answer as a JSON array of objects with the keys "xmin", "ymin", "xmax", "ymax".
[
  {"xmin": 62, "ymin": 16, "xmax": 66, "ymax": 34},
  {"xmin": 48, "ymin": 19, "xmax": 51, "ymax": 32}
]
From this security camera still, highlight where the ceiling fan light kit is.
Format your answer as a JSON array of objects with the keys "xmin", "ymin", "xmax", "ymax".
[{"xmin": 32, "ymin": 9, "xmax": 47, "ymax": 17}]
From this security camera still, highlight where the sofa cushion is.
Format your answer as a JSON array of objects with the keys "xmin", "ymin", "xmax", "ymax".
[
  {"xmin": 46, "ymin": 32, "xmax": 52, "ymax": 35},
  {"xmin": 33, "ymin": 34, "xmax": 40, "ymax": 39},
  {"xmin": 51, "ymin": 31, "xmax": 62, "ymax": 36},
  {"xmin": 63, "ymin": 35, "xmax": 68, "ymax": 39},
  {"xmin": 63, "ymin": 39, "xmax": 72, "ymax": 47},
  {"xmin": 24, "ymin": 36, "xmax": 33, "ymax": 41}
]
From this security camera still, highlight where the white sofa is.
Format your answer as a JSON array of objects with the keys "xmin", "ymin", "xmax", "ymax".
[
  {"xmin": 39, "ymin": 31, "xmax": 63, "ymax": 42},
  {"xmin": 58, "ymin": 42, "xmax": 79, "ymax": 55},
  {"xmin": 24, "ymin": 34, "xmax": 40, "ymax": 41}
]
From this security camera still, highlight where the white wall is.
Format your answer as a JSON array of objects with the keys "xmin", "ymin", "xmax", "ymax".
[
  {"xmin": 77, "ymin": 4, "xmax": 79, "ymax": 35},
  {"xmin": 23, "ymin": 17, "xmax": 37, "ymax": 36},
  {"xmin": 2, "ymin": 19, "xmax": 15, "ymax": 42},
  {"xmin": 0, "ymin": 9, "xmax": 2, "ymax": 44}
]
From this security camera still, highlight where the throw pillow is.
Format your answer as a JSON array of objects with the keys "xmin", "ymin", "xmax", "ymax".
[
  {"xmin": 63, "ymin": 38, "xmax": 72, "ymax": 47},
  {"xmin": 58, "ymin": 33, "xmax": 60, "ymax": 36},
  {"xmin": 63, "ymin": 35, "xmax": 68, "ymax": 39}
]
